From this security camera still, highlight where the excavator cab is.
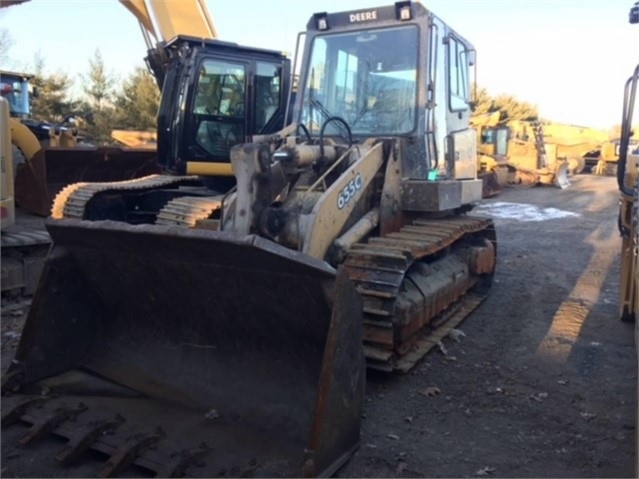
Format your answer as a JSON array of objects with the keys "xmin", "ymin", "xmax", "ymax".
[{"xmin": 156, "ymin": 36, "xmax": 291, "ymax": 185}]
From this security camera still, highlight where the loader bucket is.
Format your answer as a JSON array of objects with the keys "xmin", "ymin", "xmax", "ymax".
[
  {"xmin": 2, "ymin": 219, "xmax": 365, "ymax": 478},
  {"xmin": 14, "ymin": 147, "xmax": 160, "ymax": 217},
  {"xmin": 553, "ymin": 159, "xmax": 571, "ymax": 189}
]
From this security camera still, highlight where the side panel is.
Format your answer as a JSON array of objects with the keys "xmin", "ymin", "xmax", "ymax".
[{"xmin": 449, "ymin": 127, "xmax": 477, "ymax": 179}]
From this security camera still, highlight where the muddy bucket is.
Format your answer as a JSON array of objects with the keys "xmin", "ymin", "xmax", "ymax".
[
  {"xmin": 2, "ymin": 219, "xmax": 365, "ymax": 477},
  {"xmin": 14, "ymin": 147, "xmax": 160, "ymax": 217}
]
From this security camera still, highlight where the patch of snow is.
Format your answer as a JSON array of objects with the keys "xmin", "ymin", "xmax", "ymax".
[{"xmin": 475, "ymin": 202, "xmax": 580, "ymax": 222}]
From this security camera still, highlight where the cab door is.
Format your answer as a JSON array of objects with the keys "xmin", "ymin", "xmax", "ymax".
[{"xmin": 187, "ymin": 57, "xmax": 249, "ymax": 162}]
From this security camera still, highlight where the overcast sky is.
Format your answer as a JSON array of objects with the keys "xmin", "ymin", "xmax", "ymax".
[{"xmin": 1, "ymin": 0, "xmax": 637, "ymax": 129}]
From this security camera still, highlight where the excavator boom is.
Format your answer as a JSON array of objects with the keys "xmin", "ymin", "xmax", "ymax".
[{"xmin": 120, "ymin": 0, "xmax": 218, "ymax": 44}]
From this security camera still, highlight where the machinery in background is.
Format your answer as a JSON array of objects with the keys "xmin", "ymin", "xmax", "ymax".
[
  {"xmin": 1, "ymin": 97, "xmax": 51, "ymax": 295},
  {"xmin": 5, "ymin": 0, "xmax": 292, "ymax": 218},
  {"xmin": 110, "ymin": 129, "xmax": 157, "ymax": 149},
  {"xmin": 472, "ymin": 112, "xmax": 569, "ymax": 197},
  {"xmin": 1, "ymin": 70, "xmax": 79, "ymax": 148},
  {"xmin": 1, "ymin": 0, "xmax": 291, "ymax": 295},
  {"xmin": 2, "ymin": 2, "xmax": 495, "ymax": 477},
  {"xmin": 0, "ymin": 67, "xmax": 160, "ymax": 218},
  {"xmin": 591, "ymin": 137, "xmax": 639, "ymax": 176},
  {"xmin": 523, "ymin": 121, "xmax": 609, "ymax": 175}
]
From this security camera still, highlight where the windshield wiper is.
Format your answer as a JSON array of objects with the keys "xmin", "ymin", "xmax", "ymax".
[{"xmin": 308, "ymin": 96, "xmax": 352, "ymax": 143}]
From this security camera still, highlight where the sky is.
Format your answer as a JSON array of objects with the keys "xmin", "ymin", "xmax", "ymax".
[{"xmin": 1, "ymin": 0, "xmax": 637, "ymax": 130}]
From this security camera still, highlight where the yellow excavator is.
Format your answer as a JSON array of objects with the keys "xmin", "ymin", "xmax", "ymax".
[
  {"xmin": 1, "ymin": 0, "xmax": 291, "ymax": 295},
  {"xmin": 6, "ymin": 0, "xmax": 289, "ymax": 217},
  {"xmin": 2, "ymin": 2, "xmax": 495, "ymax": 476}
]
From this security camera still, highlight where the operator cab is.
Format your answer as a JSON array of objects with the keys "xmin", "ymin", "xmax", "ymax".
[
  {"xmin": 0, "ymin": 71, "xmax": 34, "ymax": 119},
  {"xmin": 156, "ymin": 36, "xmax": 291, "ymax": 184},
  {"xmin": 292, "ymin": 1, "xmax": 478, "ymax": 182}
]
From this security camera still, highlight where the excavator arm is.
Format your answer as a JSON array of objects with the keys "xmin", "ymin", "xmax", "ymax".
[{"xmin": 118, "ymin": 0, "xmax": 218, "ymax": 87}]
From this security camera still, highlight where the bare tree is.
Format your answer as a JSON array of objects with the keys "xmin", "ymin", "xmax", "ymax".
[{"xmin": 0, "ymin": 28, "xmax": 14, "ymax": 66}]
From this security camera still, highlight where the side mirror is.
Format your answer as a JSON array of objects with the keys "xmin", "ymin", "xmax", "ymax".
[{"xmin": 467, "ymin": 50, "xmax": 477, "ymax": 67}]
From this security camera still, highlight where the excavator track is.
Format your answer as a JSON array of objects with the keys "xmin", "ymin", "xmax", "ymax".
[
  {"xmin": 51, "ymin": 174, "xmax": 201, "ymax": 220},
  {"xmin": 155, "ymin": 196, "xmax": 223, "ymax": 227},
  {"xmin": 343, "ymin": 215, "xmax": 496, "ymax": 372}
]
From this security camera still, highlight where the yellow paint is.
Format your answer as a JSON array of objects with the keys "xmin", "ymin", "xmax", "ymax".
[
  {"xmin": 186, "ymin": 161, "xmax": 234, "ymax": 176},
  {"xmin": 119, "ymin": 0, "xmax": 217, "ymax": 42}
]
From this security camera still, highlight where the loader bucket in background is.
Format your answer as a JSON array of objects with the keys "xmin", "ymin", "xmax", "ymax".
[
  {"xmin": 553, "ymin": 159, "xmax": 571, "ymax": 189},
  {"xmin": 507, "ymin": 161, "xmax": 571, "ymax": 190},
  {"xmin": 14, "ymin": 147, "xmax": 160, "ymax": 217},
  {"xmin": 2, "ymin": 219, "xmax": 365, "ymax": 478}
]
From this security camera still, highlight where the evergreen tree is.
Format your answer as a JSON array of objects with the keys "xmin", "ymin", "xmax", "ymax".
[
  {"xmin": 80, "ymin": 49, "xmax": 117, "ymax": 144},
  {"xmin": 82, "ymin": 48, "xmax": 115, "ymax": 111},
  {"xmin": 112, "ymin": 67, "xmax": 160, "ymax": 130},
  {"xmin": 492, "ymin": 94, "xmax": 538, "ymax": 121},
  {"xmin": 0, "ymin": 28, "xmax": 13, "ymax": 66},
  {"xmin": 29, "ymin": 53, "xmax": 77, "ymax": 123},
  {"xmin": 472, "ymin": 84, "xmax": 539, "ymax": 122}
]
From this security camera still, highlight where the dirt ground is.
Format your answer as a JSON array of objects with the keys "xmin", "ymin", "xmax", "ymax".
[{"xmin": 1, "ymin": 174, "xmax": 637, "ymax": 478}]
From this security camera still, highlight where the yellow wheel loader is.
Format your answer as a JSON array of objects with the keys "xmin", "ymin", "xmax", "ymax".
[
  {"xmin": 1, "ymin": 97, "xmax": 53, "ymax": 296},
  {"xmin": 2, "ymin": 2, "xmax": 495, "ymax": 476},
  {"xmin": 1, "ymin": 70, "xmax": 160, "ymax": 218}
]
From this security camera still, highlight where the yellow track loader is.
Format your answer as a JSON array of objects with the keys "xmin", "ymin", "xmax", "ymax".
[{"xmin": 2, "ymin": 2, "xmax": 495, "ymax": 476}]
